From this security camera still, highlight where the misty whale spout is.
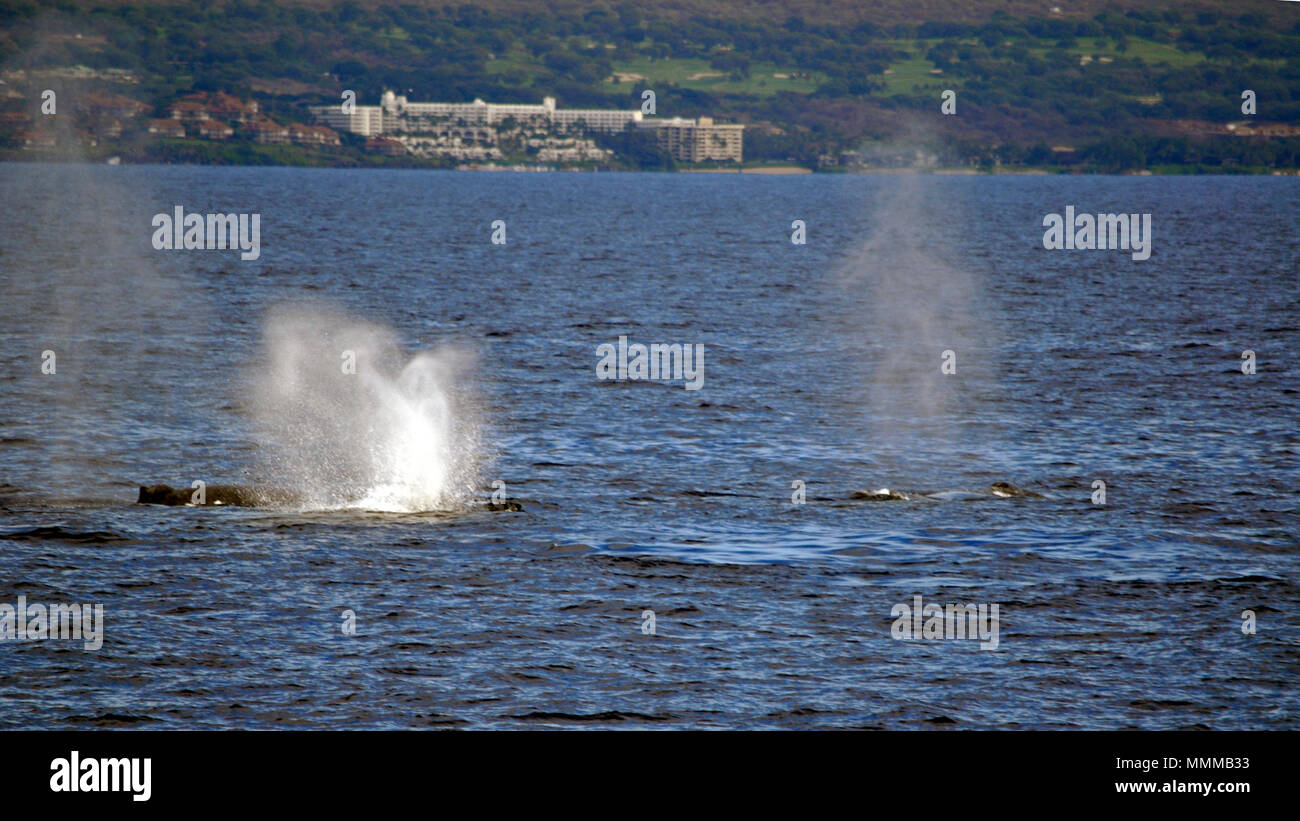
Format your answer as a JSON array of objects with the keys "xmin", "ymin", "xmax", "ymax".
[{"xmin": 251, "ymin": 304, "xmax": 483, "ymax": 513}]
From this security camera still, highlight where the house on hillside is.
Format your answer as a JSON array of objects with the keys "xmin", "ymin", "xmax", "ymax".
[
  {"xmin": 289, "ymin": 123, "xmax": 340, "ymax": 146},
  {"xmin": 77, "ymin": 92, "xmax": 149, "ymax": 121},
  {"xmin": 195, "ymin": 118, "xmax": 233, "ymax": 139},
  {"xmin": 245, "ymin": 119, "xmax": 290, "ymax": 144},
  {"xmin": 147, "ymin": 118, "xmax": 186, "ymax": 138}
]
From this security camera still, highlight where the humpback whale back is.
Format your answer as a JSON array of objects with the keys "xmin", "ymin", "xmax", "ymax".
[{"xmin": 137, "ymin": 484, "xmax": 278, "ymax": 507}]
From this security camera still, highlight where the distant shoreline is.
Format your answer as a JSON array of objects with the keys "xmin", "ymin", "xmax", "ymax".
[
  {"xmin": 3, "ymin": 153, "xmax": 1298, "ymax": 176},
  {"xmin": 682, "ymin": 166, "xmax": 810, "ymax": 174}
]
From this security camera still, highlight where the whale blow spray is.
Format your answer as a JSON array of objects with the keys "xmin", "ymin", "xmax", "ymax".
[
  {"xmin": 833, "ymin": 169, "xmax": 997, "ymax": 483},
  {"xmin": 252, "ymin": 304, "xmax": 482, "ymax": 512}
]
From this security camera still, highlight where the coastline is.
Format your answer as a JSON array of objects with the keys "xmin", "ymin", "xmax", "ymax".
[{"xmin": 3, "ymin": 150, "xmax": 1298, "ymax": 176}]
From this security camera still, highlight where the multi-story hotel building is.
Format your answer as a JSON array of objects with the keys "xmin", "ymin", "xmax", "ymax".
[
  {"xmin": 377, "ymin": 92, "xmax": 643, "ymax": 133},
  {"xmin": 308, "ymin": 104, "xmax": 384, "ymax": 137},
  {"xmin": 637, "ymin": 116, "xmax": 744, "ymax": 163},
  {"xmin": 311, "ymin": 92, "xmax": 743, "ymax": 162}
]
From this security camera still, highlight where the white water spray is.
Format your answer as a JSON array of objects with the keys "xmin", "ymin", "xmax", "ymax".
[
  {"xmin": 832, "ymin": 170, "xmax": 997, "ymax": 484},
  {"xmin": 251, "ymin": 304, "xmax": 482, "ymax": 512}
]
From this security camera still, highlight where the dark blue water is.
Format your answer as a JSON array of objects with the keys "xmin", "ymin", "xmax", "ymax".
[{"xmin": 1, "ymin": 164, "xmax": 1296, "ymax": 728}]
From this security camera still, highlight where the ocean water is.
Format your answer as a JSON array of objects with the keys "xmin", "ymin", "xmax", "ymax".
[{"xmin": 0, "ymin": 163, "xmax": 1296, "ymax": 729}]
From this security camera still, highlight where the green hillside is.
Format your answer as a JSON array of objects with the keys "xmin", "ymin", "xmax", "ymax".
[{"xmin": 2, "ymin": 0, "xmax": 1297, "ymax": 171}]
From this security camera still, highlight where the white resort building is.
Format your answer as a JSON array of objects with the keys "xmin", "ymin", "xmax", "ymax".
[
  {"xmin": 636, "ymin": 116, "xmax": 744, "ymax": 164},
  {"xmin": 375, "ymin": 91, "xmax": 644, "ymax": 133},
  {"xmin": 310, "ymin": 92, "xmax": 743, "ymax": 163},
  {"xmin": 310, "ymin": 104, "xmax": 384, "ymax": 137}
]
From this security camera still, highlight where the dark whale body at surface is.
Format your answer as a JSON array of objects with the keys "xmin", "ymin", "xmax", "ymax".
[
  {"xmin": 852, "ymin": 488, "xmax": 912, "ymax": 502},
  {"xmin": 137, "ymin": 483, "xmax": 523, "ymax": 511},
  {"xmin": 988, "ymin": 481, "xmax": 1044, "ymax": 498},
  {"xmin": 138, "ymin": 484, "xmax": 272, "ymax": 506},
  {"xmin": 850, "ymin": 482, "xmax": 1045, "ymax": 502}
]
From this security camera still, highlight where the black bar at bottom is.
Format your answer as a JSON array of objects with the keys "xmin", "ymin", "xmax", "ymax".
[{"xmin": 9, "ymin": 730, "xmax": 1285, "ymax": 808}]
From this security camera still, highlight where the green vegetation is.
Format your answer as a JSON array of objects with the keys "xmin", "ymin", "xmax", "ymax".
[
  {"xmin": 878, "ymin": 51, "xmax": 945, "ymax": 96},
  {"xmin": 0, "ymin": 1, "xmax": 1296, "ymax": 171},
  {"xmin": 604, "ymin": 56, "xmax": 825, "ymax": 96}
]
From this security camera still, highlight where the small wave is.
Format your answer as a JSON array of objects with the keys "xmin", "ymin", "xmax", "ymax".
[
  {"xmin": 506, "ymin": 710, "xmax": 673, "ymax": 723},
  {"xmin": 0, "ymin": 525, "xmax": 130, "ymax": 544},
  {"xmin": 61, "ymin": 713, "xmax": 159, "ymax": 726}
]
